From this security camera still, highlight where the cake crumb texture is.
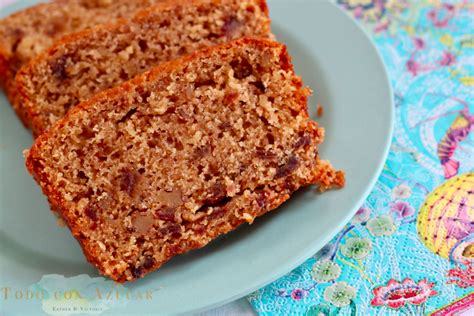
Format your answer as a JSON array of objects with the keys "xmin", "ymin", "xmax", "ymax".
[
  {"xmin": 0, "ymin": 0, "xmax": 170, "ymax": 123},
  {"xmin": 26, "ymin": 38, "xmax": 343, "ymax": 282},
  {"xmin": 15, "ymin": 0, "xmax": 271, "ymax": 135}
]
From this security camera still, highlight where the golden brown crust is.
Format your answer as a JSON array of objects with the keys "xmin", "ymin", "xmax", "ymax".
[{"xmin": 0, "ymin": 47, "xmax": 9, "ymax": 89}]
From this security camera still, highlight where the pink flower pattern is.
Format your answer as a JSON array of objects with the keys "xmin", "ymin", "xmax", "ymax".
[
  {"xmin": 447, "ymin": 264, "xmax": 474, "ymax": 289},
  {"xmin": 371, "ymin": 278, "xmax": 438, "ymax": 309}
]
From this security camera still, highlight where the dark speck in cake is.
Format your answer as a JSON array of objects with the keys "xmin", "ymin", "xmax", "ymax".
[
  {"xmin": 120, "ymin": 169, "xmax": 136, "ymax": 196},
  {"xmin": 294, "ymin": 135, "xmax": 312, "ymax": 148},
  {"xmin": 275, "ymin": 156, "xmax": 300, "ymax": 179},
  {"xmin": 142, "ymin": 256, "xmax": 155, "ymax": 270},
  {"xmin": 84, "ymin": 205, "xmax": 98, "ymax": 221},
  {"xmin": 203, "ymin": 183, "xmax": 227, "ymax": 205},
  {"xmin": 230, "ymin": 58, "xmax": 253, "ymax": 79},
  {"xmin": 155, "ymin": 207, "xmax": 175, "ymax": 222},
  {"xmin": 222, "ymin": 16, "xmax": 241, "ymax": 38},
  {"xmin": 50, "ymin": 56, "xmax": 68, "ymax": 80}
]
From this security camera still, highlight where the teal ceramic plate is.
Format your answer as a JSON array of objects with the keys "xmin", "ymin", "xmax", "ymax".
[{"xmin": 0, "ymin": 0, "xmax": 393, "ymax": 314}]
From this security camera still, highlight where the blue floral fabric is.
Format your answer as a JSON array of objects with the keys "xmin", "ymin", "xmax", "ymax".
[{"xmin": 248, "ymin": 1, "xmax": 474, "ymax": 315}]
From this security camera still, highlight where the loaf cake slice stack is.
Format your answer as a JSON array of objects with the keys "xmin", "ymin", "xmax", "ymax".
[
  {"xmin": 26, "ymin": 38, "xmax": 344, "ymax": 282},
  {"xmin": 0, "ymin": 0, "xmax": 168, "ymax": 123},
  {"xmin": 16, "ymin": 0, "xmax": 271, "ymax": 136}
]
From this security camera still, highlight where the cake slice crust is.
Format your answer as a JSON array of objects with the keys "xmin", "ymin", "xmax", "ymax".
[
  {"xmin": 16, "ymin": 0, "xmax": 271, "ymax": 136},
  {"xmin": 26, "ymin": 38, "xmax": 343, "ymax": 282}
]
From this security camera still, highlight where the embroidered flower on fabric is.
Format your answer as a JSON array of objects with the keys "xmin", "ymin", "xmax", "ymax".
[
  {"xmin": 367, "ymin": 215, "xmax": 397, "ymax": 236},
  {"xmin": 341, "ymin": 237, "xmax": 372, "ymax": 259},
  {"xmin": 323, "ymin": 282, "xmax": 357, "ymax": 307},
  {"xmin": 290, "ymin": 288, "xmax": 307, "ymax": 300},
  {"xmin": 371, "ymin": 278, "xmax": 438, "ymax": 309},
  {"xmin": 390, "ymin": 201, "xmax": 416, "ymax": 218},
  {"xmin": 446, "ymin": 264, "xmax": 474, "ymax": 288},
  {"xmin": 311, "ymin": 260, "xmax": 342, "ymax": 283},
  {"xmin": 391, "ymin": 183, "xmax": 412, "ymax": 199}
]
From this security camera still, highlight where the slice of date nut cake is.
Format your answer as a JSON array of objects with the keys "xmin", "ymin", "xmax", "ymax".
[
  {"xmin": 16, "ymin": 0, "xmax": 271, "ymax": 136},
  {"xmin": 26, "ymin": 38, "xmax": 344, "ymax": 282}
]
